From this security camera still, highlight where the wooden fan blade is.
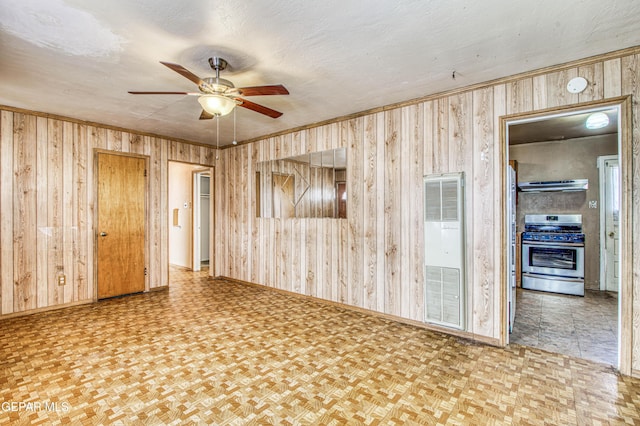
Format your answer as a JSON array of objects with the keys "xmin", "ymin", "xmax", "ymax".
[
  {"xmin": 199, "ymin": 110, "xmax": 214, "ymax": 120},
  {"xmin": 237, "ymin": 85, "xmax": 289, "ymax": 96},
  {"xmin": 128, "ymin": 91, "xmax": 196, "ymax": 95},
  {"xmin": 238, "ymin": 98, "xmax": 283, "ymax": 118},
  {"xmin": 160, "ymin": 61, "xmax": 204, "ymax": 86}
]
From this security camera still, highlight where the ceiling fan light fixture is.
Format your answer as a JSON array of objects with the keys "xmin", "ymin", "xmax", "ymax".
[
  {"xmin": 585, "ymin": 112, "xmax": 609, "ymax": 130},
  {"xmin": 129, "ymin": 59, "xmax": 287, "ymax": 119},
  {"xmin": 198, "ymin": 94, "xmax": 236, "ymax": 116}
]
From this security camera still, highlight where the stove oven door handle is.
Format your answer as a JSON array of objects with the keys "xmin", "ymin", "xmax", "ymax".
[
  {"xmin": 522, "ymin": 241, "xmax": 584, "ymax": 247},
  {"xmin": 522, "ymin": 272, "xmax": 585, "ymax": 282}
]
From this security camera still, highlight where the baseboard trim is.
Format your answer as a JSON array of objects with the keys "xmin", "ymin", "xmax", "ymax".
[{"xmin": 0, "ymin": 299, "xmax": 93, "ymax": 320}]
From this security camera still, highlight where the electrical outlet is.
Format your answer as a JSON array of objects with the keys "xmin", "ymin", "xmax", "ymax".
[{"xmin": 58, "ymin": 274, "xmax": 66, "ymax": 286}]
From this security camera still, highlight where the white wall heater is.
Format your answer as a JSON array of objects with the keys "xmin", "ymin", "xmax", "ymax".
[{"xmin": 424, "ymin": 172, "xmax": 466, "ymax": 330}]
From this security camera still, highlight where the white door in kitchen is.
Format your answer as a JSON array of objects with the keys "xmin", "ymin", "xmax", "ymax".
[{"xmin": 598, "ymin": 156, "xmax": 620, "ymax": 292}]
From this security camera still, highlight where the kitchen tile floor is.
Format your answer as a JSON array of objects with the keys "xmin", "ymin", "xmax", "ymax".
[{"xmin": 510, "ymin": 287, "xmax": 618, "ymax": 366}]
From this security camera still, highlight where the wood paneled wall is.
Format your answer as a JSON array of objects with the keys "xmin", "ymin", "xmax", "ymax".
[
  {"xmin": 0, "ymin": 110, "xmax": 217, "ymax": 316},
  {"xmin": 214, "ymin": 48, "xmax": 640, "ymax": 375}
]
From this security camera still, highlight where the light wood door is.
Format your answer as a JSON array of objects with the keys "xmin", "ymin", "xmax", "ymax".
[{"xmin": 97, "ymin": 153, "xmax": 146, "ymax": 299}]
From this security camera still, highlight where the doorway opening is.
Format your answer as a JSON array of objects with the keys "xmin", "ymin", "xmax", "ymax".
[
  {"xmin": 502, "ymin": 100, "xmax": 630, "ymax": 372},
  {"xmin": 168, "ymin": 161, "xmax": 214, "ymax": 281},
  {"xmin": 192, "ymin": 171, "xmax": 211, "ymax": 272}
]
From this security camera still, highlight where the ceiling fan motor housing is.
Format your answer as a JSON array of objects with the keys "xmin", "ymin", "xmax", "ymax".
[
  {"xmin": 200, "ymin": 77, "xmax": 234, "ymax": 94},
  {"xmin": 208, "ymin": 57, "xmax": 228, "ymax": 72}
]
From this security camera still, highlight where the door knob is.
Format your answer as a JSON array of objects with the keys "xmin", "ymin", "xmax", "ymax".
[
  {"xmin": 609, "ymin": 232, "xmax": 615, "ymax": 238},
  {"xmin": 100, "ymin": 232, "xmax": 108, "ymax": 237}
]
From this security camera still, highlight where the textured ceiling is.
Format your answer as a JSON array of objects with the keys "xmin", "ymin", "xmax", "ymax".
[{"xmin": 1, "ymin": 0, "xmax": 639, "ymax": 147}]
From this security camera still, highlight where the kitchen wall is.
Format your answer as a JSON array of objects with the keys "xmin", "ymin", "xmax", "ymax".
[
  {"xmin": 510, "ymin": 134, "xmax": 618, "ymax": 290},
  {"xmin": 214, "ymin": 48, "xmax": 640, "ymax": 375}
]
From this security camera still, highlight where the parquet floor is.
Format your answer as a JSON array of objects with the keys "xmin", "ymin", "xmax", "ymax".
[{"xmin": 1, "ymin": 269, "xmax": 640, "ymax": 425}]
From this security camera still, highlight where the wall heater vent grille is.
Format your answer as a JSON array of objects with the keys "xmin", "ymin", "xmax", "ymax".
[{"xmin": 424, "ymin": 172, "xmax": 465, "ymax": 330}]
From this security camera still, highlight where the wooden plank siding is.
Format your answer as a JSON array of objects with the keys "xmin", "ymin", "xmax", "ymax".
[
  {"xmin": 362, "ymin": 113, "xmax": 380, "ymax": 312},
  {"xmin": 13, "ymin": 113, "xmax": 37, "ymax": 312},
  {"xmin": 35, "ymin": 117, "xmax": 49, "ymax": 308},
  {"xmin": 345, "ymin": 118, "xmax": 363, "ymax": 307},
  {"xmin": 74, "ymin": 123, "xmax": 89, "ymax": 303},
  {"xmin": 621, "ymin": 54, "xmax": 640, "ymax": 374},
  {"xmin": 46, "ymin": 119, "xmax": 64, "ymax": 307},
  {"xmin": 62, "ymin": 121, "xmax": 75, "ymax": 305},
  {"xmin": 1, "ymin": 111, "xmax": 14, "ymax": 315},
  {"xmin": 384, "ymin": 108, "xmax": 402, "ymax": 317},
  {"xmin": 1, "ymin": 47, "xmax": 640, "ymax": 376},
  {"xmin": 472, "ymin": 87, "xmax": 498, "ymax": 338}
]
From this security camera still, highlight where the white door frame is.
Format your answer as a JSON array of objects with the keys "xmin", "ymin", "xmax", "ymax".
[
  {"xmin": 192, "ymin": 169, "xmax": 211, "ymax": 272},
  {"xmin": 598, "ymin": 155, "xmax": 619, "ymax": 291},
  {"xmin": 501, "ymin": 98, "xmax": 632, "ymax": 375}
]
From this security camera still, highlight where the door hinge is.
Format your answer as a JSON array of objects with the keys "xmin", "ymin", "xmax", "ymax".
[
  {"xmin": 144, "ymin": 267, "xmax": 148, "ymax": 276},
  {"xmin": 144, "ymin": 169, "xmax": 147, "ymax": 177}
]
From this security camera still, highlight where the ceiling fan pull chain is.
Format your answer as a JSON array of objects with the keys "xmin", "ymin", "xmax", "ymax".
[
  {"xmin": 233, "ymin": 108, "xmax": 238, "ymax": 145},
  {"xmin": 215, "ymin": 115, "xmax": 220, "ymax": 160}
]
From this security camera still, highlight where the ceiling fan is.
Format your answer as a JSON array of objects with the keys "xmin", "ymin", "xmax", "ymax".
[{"xmin": 128, "ymin": 57, "xmax": 289, "ymax": 119}]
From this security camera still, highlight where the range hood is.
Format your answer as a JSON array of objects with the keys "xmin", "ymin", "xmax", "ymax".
[{"xmin": 517, "ymin": 179, "xmax": 588, "ymax": 193}]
